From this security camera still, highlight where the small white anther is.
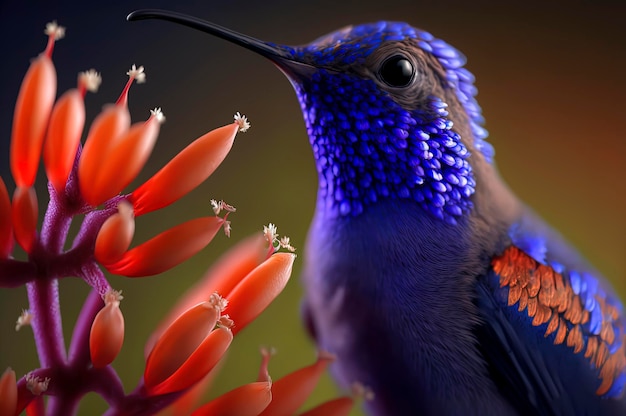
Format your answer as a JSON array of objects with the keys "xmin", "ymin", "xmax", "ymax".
[
  {"xmin": 234, "ymin": 112, "xmax": 251, "ymax": 133},
  {"xmin": 279, "ymin": 236, "xmax": 296, "ymax": 252},
  {"xmin": 44, "ymin": 21, "xmax": 65, "ymax": 40},
  {"xmin": 222, "ymin": 220, "xmax": 232, "ymax": 238},
  {"xmin": 211, "ymin": 199, "xmax": 236, "ymax": 216},
  {"xmin": 26, "ymin": 373, "xmax": 51, "ymax": 396},
  {"xmin": 127, "ymin": 64, "xmax": 146, "ymax": 83},
  {"xmin": 150, "ymin": 107, "xmax": 166, "ymax": 123},
  {"xmin": 263, "ymin": 223, "xmax": 278, "ymax": 242},
  {"xmin": 103, "ymin": 289, "xmax": 123, "ymax": 307},
  {"xmin": 209, "ymin": 292, "xmax": 229, "ymax": 313},
  {"xmin": 79, "ymin": 69, "xmax": 102, "ymax": 93},
  {"xmin": 15, "ymin": 309, "xmax": 32, "ymax": 331},
  {"xmin": 218, "ymin": 314, "xmax": 234, "ymax": 329}
]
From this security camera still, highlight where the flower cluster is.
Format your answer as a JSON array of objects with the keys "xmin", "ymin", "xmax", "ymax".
[{"xmin": 0, "ymin": 23, "xmax": 362, "ymax": 415}]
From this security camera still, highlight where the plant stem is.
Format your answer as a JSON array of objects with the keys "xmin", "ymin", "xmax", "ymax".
[
  {"xmin": 68, "ymin": 288, "xmax": 103, "ymax": 367},
  {"xmin": 27, "ymin": 278, "xmax": 66, "ymax": 367}
]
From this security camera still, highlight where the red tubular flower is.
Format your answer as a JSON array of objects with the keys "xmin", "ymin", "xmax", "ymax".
[
  {"xmin": 3, "ymin": 21, "xmax": 353, "ymax": 416},
  {"xmin": 103, "ymin": 216, "xmax": 225, "ymax": 277},
  {"xmin": 43, "ymin": 70, "xmax": 100, "ymax": 194},
  {"xmin": 94, "ymin": 201, "xmax": 135, "ymax": 265},
  {"xmin": 78, "ymin": 104, "xmax": 131, "ymax": 207},
  {"xmin": 10, "ymin": 23, "xmax": 62, "ymax": 188},
  {"xmin": 89, "ymin": 109, "xmax": 164, "ymax": 205},
  {"xmin": 130, "ymin": 122, "xmax": 241, "ymax": 216},
  {"xmin": 145, "ymin": 234, "xmax": 265, "ymax": 355},
  {"xmin": 193, "ymin": 381, "xmax": 272, "ymax": 416},
  {"xmin": 144, "ymin": 300, "xmax": 232, "ymax": 395},
  {"xmin": 89, "ymin": 290, "xmax": 125, "ymax": 368},
  {"xmin": 259, "ymin": 352, "xmax": 334, "ymax": 416},
  {"xmin": 0, "ymin": 178, "xmax": 12, "ymax": 258},
  {"xmin": 226, "ymin": 252, "xmax": 296, "ymax": 335},
  {"xmin": 0, "ymin": 367, "xmax": 17, "ymax": 416},
  {"xmin": 191, "ymin": 345, "xmax": 272, "ymax": 416},
  {"xmin": 11, "ymin": 187, "xmax": 38, "ymax": 253}
]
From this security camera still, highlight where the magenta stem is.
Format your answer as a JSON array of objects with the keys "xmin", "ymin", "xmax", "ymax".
[{"xmin": 26, "ymin": 278, "xmax": 67, "ymax": 367}]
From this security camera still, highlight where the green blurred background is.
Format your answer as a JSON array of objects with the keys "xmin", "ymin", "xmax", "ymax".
[{"xmin": 0, "ymin": 1, "xmax": 624, "ymax": 414}]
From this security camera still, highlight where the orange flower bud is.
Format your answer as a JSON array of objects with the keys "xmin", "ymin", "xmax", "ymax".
[
  {"xmin": 130, "ymin": 123, "xmax": 238, "ymax": 216},
  {"xmin": 0, "ymin": 178, "xmax": 13, "ymax": 258},
  {"xmin": 12, "ymin": 187, "xmax": 38, "ymax": 253},
  {"xmin": 192, "ymin": 346, "xmax": 271, "ymax": 416},
  {"xmin": 259, "ymin": 353, "xmax": 333, "ymax": 416},
  {"xmin": 162, "ymin": 369, "xmax": 219, "ymax": 416},
  {"xmin": 89, "ymin": 110, "xmax": 163, "ymax": 205},
  {"xmin": 0, "ymin": 367, "xmax": 17, "ymax": 416},
  {"xmin": 104, "ymin": 216, "xmax": 224, "ymax": 277},
  {"xmin": 226, "ymin": 253, "xmax": 296, "ymax": 334},
  {"xmin": 94, "ymin": 201, "xmax": 135, "ymax": 264},
  {"xmin": 299, "ymin": 397, "xmax": 355, "ymax": 416},
  {"xmin": 145, "ymin": 234, "xmax": 265, "ymax": 356},
  {"xmin": 43, "ymin": 89, "xmax": 85, "ymax": 194},
  {"xmin": 192, "ymin": 381, "xmax": 271, "ymax": 416},
  {"xmin": 78, "ymin": 104, "xmax": 131, "ymax": 206},
  {"xmin": 11, "ymin": 54, "xmax": 56, "ymax": 187},
  {"xmin": 89, "ymin": 290, "xmax": 124, "ymax": 368},
  {"xmin": 145, "ymin": 302, "xmax": 232, "ymax": 395}
]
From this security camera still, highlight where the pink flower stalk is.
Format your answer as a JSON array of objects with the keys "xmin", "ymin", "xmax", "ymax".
[{"xmin": 0, "ymin": 23, "xmax": 362, "ymax": 416}]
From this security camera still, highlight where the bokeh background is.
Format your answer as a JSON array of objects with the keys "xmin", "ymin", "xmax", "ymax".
[{"xmin": 1, "ymin": 0, "xmax": 625, "ymax": 414}]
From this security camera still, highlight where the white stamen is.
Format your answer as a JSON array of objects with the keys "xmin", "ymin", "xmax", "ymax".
[
  {"xmin": 234, "ymin": 112, "xmax": 251, "ymax": 132},
  {"xmin": 209, "ymin": 292, "xmax": 229, "ymax": 313},
  {"xmin": 263, "ymin": 223, "xmax": 278, "ymax": 244},
  {"xmin": 79, "ymin": 69, "xmax": 102, "ymax": 93},
  {"xmin": 279, "ymin": 236, "xmax": 296, "ymax": 252},
  {"xmin": 218, "ymin": 314, "xmax": 234, "ymax": 329},
  {"xmin": 127, "ymin": 64, "xmax": 146, "ymax": 83},
  {"xmin": 26, "ymin": 373, "xmax": 51, "ymax": 396},
  {"xmin": 222, "ymin": 220, "xmax": 232, "ymax": 238},
  {"xmin": 150, "ymin": 107, "xmax": 166, "ymax": 123},
  {"xmin": 103, "ymin": 289, "xmax": 123, "ymax": 307},
  {"xmin": 44, "ymin": 21, "xmax": 65, "ymax": 40},
  {"xmin": 15, "ymin": 309, "xmax": 32, "ymax": 331},
  {"xmin": 210, "ymin": 199, "xmax": 236, "ymax": 216}
]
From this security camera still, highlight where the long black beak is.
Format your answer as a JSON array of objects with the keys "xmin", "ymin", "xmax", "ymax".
[{"xmin": 127, "ymin": 9, "xmax": 304, "ymax": 70}]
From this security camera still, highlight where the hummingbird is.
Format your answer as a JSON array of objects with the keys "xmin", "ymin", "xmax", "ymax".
[{"xmin": 128, "ymin": 10, "xmax": 626, "ymax": 415}]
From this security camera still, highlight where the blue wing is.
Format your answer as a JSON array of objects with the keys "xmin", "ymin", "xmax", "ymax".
[{"xmin": 475, "ymin": 235, "xmax": 626, "ymax": 415}]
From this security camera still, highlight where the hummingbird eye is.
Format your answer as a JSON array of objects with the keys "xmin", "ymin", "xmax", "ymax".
[{"xmin": 379, "ymin": 55, "xmax": 415, "ymax": 88}]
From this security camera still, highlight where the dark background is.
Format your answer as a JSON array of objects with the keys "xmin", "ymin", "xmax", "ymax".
[{"xmin": 1, "ymin": 1, "xmax": 625, "ymax": 414}]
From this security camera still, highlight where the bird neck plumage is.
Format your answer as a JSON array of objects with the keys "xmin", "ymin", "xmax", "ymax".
[{"xmin": 295, "ymin": 70, "xmax": 477, "ymax": 225}]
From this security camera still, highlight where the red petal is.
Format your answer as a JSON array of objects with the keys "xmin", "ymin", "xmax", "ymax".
[
  {"xmin": 0, "ymin": 367, "xmax": 17, "ymax": 416},
  {"xmin": 43, "ymin": 89, "xmax": 85, "ymax": 194},
  {"xmin": 89, "ymin": 301, "xmax": 125, "ymax": 368},
  {"xmin": 90, "ymin": 115, "xmax": 161, "ymax": 205},
  {"xmin": 192, "ymin": 381, "xmax": 271, "ymax": 416},
  {"xmin": 94, "ymin": 201, "xmax": 135, "ymax": 264},
  {"xmin": 227, "ymin": 253, "xmax": 296, "ymax": 335},
  {"xmin": 130, "ymin": 123, "xmax": 238, "ymax": 216},
  {"xmin": 78, "ymin": 105, "xmax": 130, "ymax": 206},
  {"xmin": 145, "ymin": 234, "xmax": 265, "ymax": 356},
  {"xmin": 144, "ymin": 302, "xmax": 219, "ymax": 390},
  {"xmin": 259, "ymin": 353, "xmax": 333, "ymax": 416},
  {"xmin": 104, "ymin": 216, "xmax": 223, "ymax": 277},
  {"xmin": 11, "ymin": 187, "xmax": 38, "ymax": 253},
  {"xmin": 11, "ymin": 55, "xmax": 56, "ymax": 187},
  {"xmin": 0, "ymin": 178, "xmax": 13, "ymax": 258}
]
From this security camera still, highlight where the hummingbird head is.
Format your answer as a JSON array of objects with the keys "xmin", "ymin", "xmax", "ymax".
[{"xmin": 128, "ymin": 10, "xmax": 494, "ymax": 224}]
